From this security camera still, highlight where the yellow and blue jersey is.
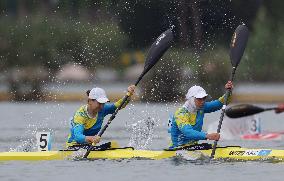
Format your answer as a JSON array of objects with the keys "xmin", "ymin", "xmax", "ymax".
[
  {"xmin": 169, "ymin": 94, "xmax": 231, "ymax": 149},
  {"xmin": 66, "ymin": 98, "xmax": 128, "ymax": 147}
]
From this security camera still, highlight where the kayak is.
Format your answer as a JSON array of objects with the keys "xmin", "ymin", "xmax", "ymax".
[{"xmin": 1, "ymin": 146, "xmax": 284, "ymax": 161}]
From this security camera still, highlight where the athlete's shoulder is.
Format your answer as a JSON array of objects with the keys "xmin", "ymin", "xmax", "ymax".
[
  {"xmin": 75, "ymin": 105, "xmax": 88, "ymax": 116},
  {"xmin": 175, "ymin": 107, "xmax": 188, "ymax": 116},
  {"xmin": 73, "ymin": 105, "xmax": 89, "ymax": 124},
  {"xmin": 174, "ymin": 107, "xmax": 190, "ymax": 122}
]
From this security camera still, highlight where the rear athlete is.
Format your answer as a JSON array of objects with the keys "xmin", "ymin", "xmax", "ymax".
[{"xmin": 168, "ymin": 81, "xmax": 233, "ymax": 149}]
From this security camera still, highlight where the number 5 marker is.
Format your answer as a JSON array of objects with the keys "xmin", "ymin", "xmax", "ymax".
[{"xmin": 36, "ymin": 132, "xmax": 51, "ymax": 151}]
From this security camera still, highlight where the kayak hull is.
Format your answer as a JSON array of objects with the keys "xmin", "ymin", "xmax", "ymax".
[{"xmin": 1, "ymin": 146, "xmax": 284, "ymax": 161}]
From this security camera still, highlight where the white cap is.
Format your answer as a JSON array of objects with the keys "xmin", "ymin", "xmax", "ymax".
[
  {"xmin": 88, "ymin": 87, "xmax": 109, "ymax": 103},
  {"xmin": 186, "ymin": 85, "xmax": 208, "ymax": 99}
]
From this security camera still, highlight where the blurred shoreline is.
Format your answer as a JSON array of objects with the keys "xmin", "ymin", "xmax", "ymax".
[{"xmin": 0, "ymin": 82, "xmax": 284, "ymax": 103}]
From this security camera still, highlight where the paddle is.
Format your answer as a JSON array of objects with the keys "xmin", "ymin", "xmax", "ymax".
[
  {"xmin": 225, "ymin": 104, "xmax": 279, "ymax": 118},
  {"xmin": 210, "ymin": 25, "xmax": 249, "ymax": 159},
  {"xmin": 83, "ymin": 28, "xmax": 174, "ymax": 158}
]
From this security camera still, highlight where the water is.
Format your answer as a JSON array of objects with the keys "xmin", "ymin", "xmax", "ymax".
[{"xmin": 1, "ymin": 102, "xmax": 284, "ymax": 180}]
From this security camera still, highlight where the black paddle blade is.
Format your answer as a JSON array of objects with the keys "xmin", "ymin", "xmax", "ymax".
[
  {"xmin": 225, "ymin": 104, "xmax": 265, "ymax": 118},
  {"xmin": 141, "ymin": 29, "xmax": 174, "ymax": 78},
  {"xmin": 230, "ymin": 25, "xmax": 249, "ymax": 67}
]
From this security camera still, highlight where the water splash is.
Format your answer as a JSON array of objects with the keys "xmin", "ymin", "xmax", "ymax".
[
  {"xmin": 9, "ymin": 123, "xmax": 53, "ymax": 152},
  {"xmin": 9, "ymin": 139, "xmax": 35, "ymax": 152},
  {"xmin": 127, "ymin": 117, "xmax": 156, "ymax": 149}
]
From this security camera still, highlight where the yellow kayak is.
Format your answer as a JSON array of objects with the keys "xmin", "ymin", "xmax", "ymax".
[{"xmin": 1, "ymin": 146, "xmax": 284, "ymax": 161}]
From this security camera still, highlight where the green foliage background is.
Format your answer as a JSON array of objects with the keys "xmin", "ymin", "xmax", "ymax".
[{"xmin": 0, "ymin": 0, "xmax": 283, "ymax": 101}]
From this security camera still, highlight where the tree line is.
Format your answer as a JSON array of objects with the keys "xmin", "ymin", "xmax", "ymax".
[{"xmin": 0, "ymin": 0, "xmax": 283, "ymax": 101}]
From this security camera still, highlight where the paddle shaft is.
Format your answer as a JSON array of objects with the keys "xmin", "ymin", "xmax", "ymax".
[
  {"xmin": 83, "ymin": 74, "xmax": 144, "ymax": 158},
  {"xmin": 83, "ymin": 29, "xmax": 174, "ymax": 158},
  {"xmin": 210, "ymin": 25, "xmax": 249, "ymax": 159},
  {"xmin": 98, "ymin": 76, "xmax": 142, "ymax": 137},
  {"xmin": 210, "ymin": 67, "xmax": 236, "ymax": 159},
  {"xmin": 265, "ymin": 107, "xmax": 278, "ymax": 111},
  {"xmin": 98, "ymin": 56, "xmax": 158, "ymax": 136}
]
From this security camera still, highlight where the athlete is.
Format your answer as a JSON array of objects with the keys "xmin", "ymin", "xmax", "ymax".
[
  {"xmin": 168, "ymin": 81, "xmax": 233, "ymax": 149},
  {"xmin": 66, "ymin": 85, "xmax": 135, "ymax": 148}
]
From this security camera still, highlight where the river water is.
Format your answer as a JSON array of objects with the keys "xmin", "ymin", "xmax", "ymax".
[{"xmin": 0, "ymin": 102, "xmax": 284, "ymax": 181}]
